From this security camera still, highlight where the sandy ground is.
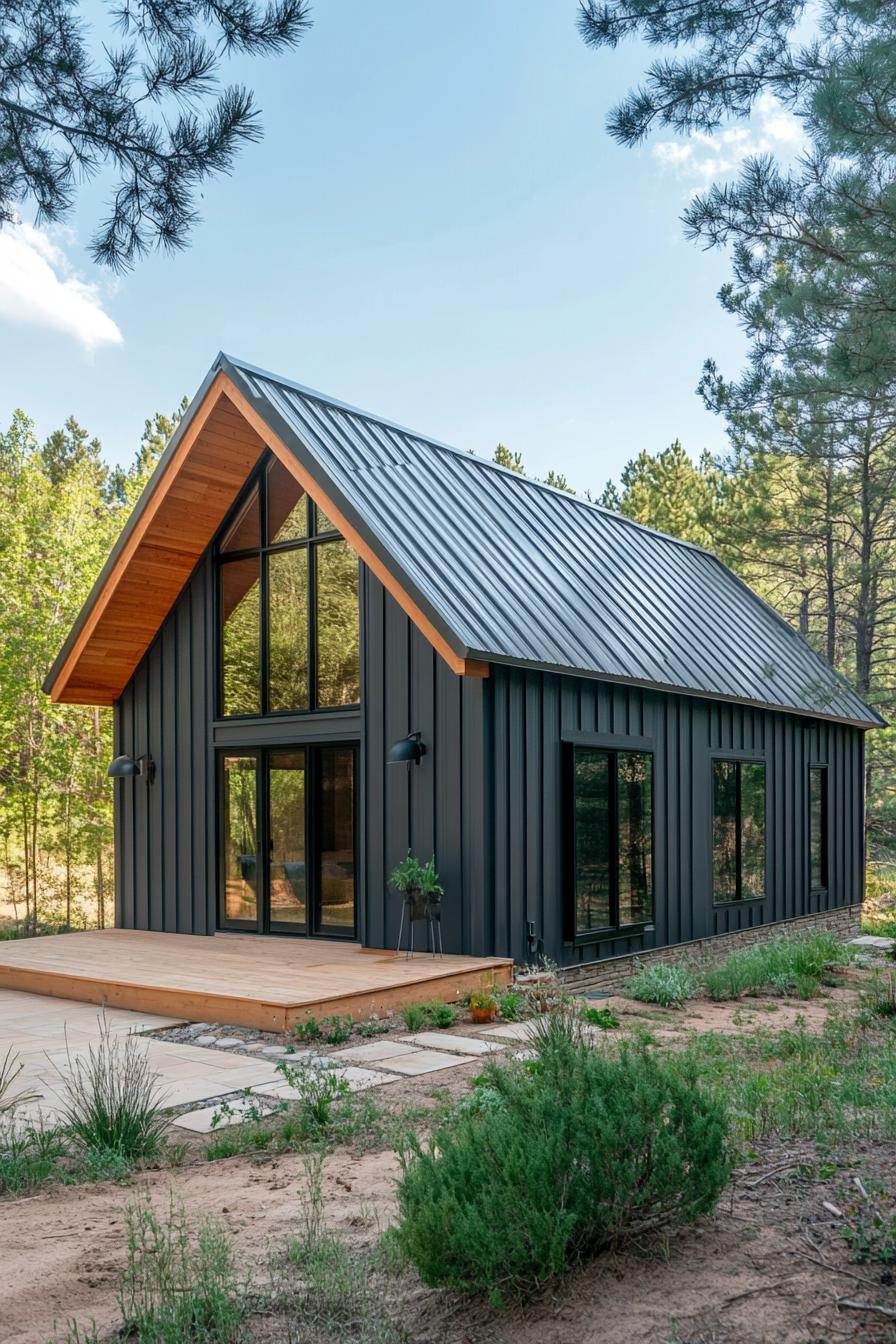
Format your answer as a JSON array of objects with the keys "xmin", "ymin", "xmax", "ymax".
[
  {"xmin": 3, "ymin": 1131, "xmax": 893, "ymax": 1344},
  {"xmin": 1, "ymin": 976, "xmax": 891, "ymax": 1344}
]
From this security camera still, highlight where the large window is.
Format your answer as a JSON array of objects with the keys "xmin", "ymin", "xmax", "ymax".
[
  {"xmin": 217, "ymin": 457, "xmax": 360, "ymax": 717},
  {"xmin": 712, "ymin": 759, "xmax": 766, "ymax": 903},
  {"xmin": 809, "ymin": 765, "xmax": 828, "ymax": 891},
  {"xmin": 568, "ymin": 746, "xmax": 653, "ymax": 939}
]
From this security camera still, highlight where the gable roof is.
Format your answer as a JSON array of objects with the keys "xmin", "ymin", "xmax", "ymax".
[{"xmin": 44, "ymin": 352, "xmax": 882, "ymax": 728}]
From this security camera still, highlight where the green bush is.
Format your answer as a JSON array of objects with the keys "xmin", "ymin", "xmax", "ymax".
[
  {"xmin": 401, "ymin": 1000, "xmax": 458, "ymax": 1032},
  {"xmin": 117, "ymin": 1196, "xmax": 247, "ymax": 1342},
  {"xmin": 625, "ymin": 962, "xmax": 697, "ymax": 1008},
  {"xmin": 395, "ymin": 1022, "xmax": 730, "ymax": 1304},
  {"xmin": 702, "ymin": 934, "xmax": 852, "ymax": 1003}
]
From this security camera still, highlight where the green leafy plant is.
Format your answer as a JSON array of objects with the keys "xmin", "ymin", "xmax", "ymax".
[
  {"xmin": 401, "ymin": 1000, "xmax": 458, "ymax": 1032},
  {"xmin": 496, "ymin": 988, "xmax": 525, "ymax": 1022},
  {"xmin": 293, "ymin": 1016, "xmax": 322, "ymax": 1043},
  {"xmin": 357, "ymin": 1015, "xmax": 390, "ymax": 1038},
  {"xmin": 625, "ymin": 962, "xmax": 697, "ymax": 1009},
  {"xmin": 580, "ymin": 1005, "xmax": 620, "ymax": 1030},
  {"xmin": 469, "ymin": 988, "xmax": 498, "ymax": 1015},
  {"xmin": 320, "ymin": 1014, "xmax": 353, "ymax": 1045},
  {"xmin": 53, "ymin": 1016, "xmax": 167, "ymax": 1163},
  {"xmin": 388, "ymin": 852, "xmax": 444, "ymax": 897},
  {"xmin": 395, "ymin": 1019, "xmax": 730, "ymax": 1305},
  {"xmin": 861, "ymin": 971, "xmax": 896, "ymax": 1019},
  {"xmin": 276, "ymin": 1059, "xmax": 351, "ymax": 1131},
  {"xmin": 117, "ymin": 1195, "xmax": 247, "ymax": 1342}
]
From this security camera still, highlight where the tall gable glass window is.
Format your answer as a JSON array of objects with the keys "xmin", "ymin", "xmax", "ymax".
[
  {"xmin": 217, "ymin": 456, "xmax": 360, "ymax": 717},
  {"xmin": 568, "ymin": 746, "xmax": 653, "ymax": 939},
  {"xmin": 712, "ymin": 759, "xmax": 766, "ymax": 903}
]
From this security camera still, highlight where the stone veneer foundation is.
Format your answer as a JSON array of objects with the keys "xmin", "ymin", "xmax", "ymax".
[{"xmin": 559, "ymin": 904, "xmax": 863, "ymax": 995}]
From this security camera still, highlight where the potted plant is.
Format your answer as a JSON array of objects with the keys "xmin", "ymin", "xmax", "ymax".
[
  {"xmin": 389, "ymin": 852, "xmax": 444, "ymax": 921},
  {"xmin": 469, "ymin": 986, "xmax": 498, "ymax": 1024}
]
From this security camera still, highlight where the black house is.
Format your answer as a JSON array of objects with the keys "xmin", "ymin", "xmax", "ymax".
[{"xmin": 44, "ymin": 355, "xmax": 882, "ymax": 972}]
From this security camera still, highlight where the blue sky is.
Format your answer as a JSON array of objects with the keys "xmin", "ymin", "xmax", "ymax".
[{"xmin": 0, "ymin": 2, "xmax": 801, "ymax": 491}]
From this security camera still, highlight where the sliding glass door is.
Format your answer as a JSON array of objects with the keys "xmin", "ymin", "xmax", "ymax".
[{"xmin": 219, "ymin": 744, "xmax": 356, "ymax": 937}]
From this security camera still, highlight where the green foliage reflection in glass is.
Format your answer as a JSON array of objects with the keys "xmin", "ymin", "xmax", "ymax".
[
  {"xmin": 217, "ymin": 456, "xmax": 359, "ymax": 715},
  {"xmin": 712, "ymin": 759, "xmax": 766, "ymax": 903},
  {"xmin": 573, "ymin": 748, "xmax": 652, "ymax": 935}
]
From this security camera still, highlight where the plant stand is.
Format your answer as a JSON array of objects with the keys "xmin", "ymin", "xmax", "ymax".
[{"xmin": 396, "ymin": 892, "xmax": 444, "ymax": 959}]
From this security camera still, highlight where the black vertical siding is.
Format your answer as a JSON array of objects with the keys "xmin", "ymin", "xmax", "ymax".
[
  {"xmin": 113, "ymin": 541, "xmax": 867, "ymax": 963},
  {"xmin": 361, "ymin": 571, "xmax": 487, "ymax": 953},
  {"xmin": 113, "ymin": 559, "xmax": 213, "ymax": 933},
  {"xmin": 486, "ymin": 665, "xmax": 866, "ymax": 966}
]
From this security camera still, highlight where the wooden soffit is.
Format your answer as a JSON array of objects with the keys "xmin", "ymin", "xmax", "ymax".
[{"xmin": 47, "ymin": 372, "xmax": 486, "ymax": 705}]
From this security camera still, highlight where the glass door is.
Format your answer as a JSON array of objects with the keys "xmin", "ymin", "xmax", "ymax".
[
  {"xmin": 268, "ymin": 750, "xmax": 307, "ymax": 932},
  {"xmin": 219, "ymin": 745, "xmax": 356, "ymax": 938},
  {"xmin": 221, "ymin": 755, "xmax": 259, "ymax": 929}
]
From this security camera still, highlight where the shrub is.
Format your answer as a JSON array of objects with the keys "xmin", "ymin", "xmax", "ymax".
[
  {"xmin": 580, "ymin": 1005, "xmax": 620, "ymax": 1030},
  {"xmin": 862, "ymin": 972, "xmax": 896, "ymax": 1019},
  {"xmin": 0, "ymin": 1118, "xmax": 69, "ymax": 1195},
  {"xmin": 625, "ymin": 962, "xmax": 697, "ymax": 1008},
  {"xmin": 276, "ymin": 1058, "xmax": 351, "ymax": 1131},
  {"xmin": 401, "ymin": 1000, "xmax": 458, "ymax": 1032},
  {"xmin": 702, "ymin": 934, "xmax": 853, "ymax": 1003},
  {"xmin": 320, "ymin": 1014, "xmax": 353, "ymax": 1045},
  {"xmin": 117, "ymin": 1196, "xmax": 247, "ymax": 1342},
  {"xmin": 53, "ymin": 1017, "xmax": 167, "ymax": 1163},
  {"xmin": 395, "ymin": 1022, "xmax": 730, "ymax": 1304},
  {"xmin": 496, "ymin": 989, "xmax": 525, "ymax": 1022}
]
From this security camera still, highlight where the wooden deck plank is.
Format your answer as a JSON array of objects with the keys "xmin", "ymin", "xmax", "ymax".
[{"xmin": 0, "ymin": 930, "xmax": 514, "ymax": 1030}]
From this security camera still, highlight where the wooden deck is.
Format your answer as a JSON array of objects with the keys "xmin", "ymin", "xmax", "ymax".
[{"xmin": 0, "ymin": 930, "xmax": 514, "ymax": 1031}]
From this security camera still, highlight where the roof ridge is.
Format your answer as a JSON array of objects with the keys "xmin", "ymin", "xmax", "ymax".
[{"xmin": 220, "ymin": 352, "xmax": 715, "ymax": 559}]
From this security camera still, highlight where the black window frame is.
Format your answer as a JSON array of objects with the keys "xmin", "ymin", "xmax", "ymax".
[
  {"xmin": 808, "ymin": 763, "xmax": 829, "ymax": 893},
  {"xmin": 214, "ymin": 454, "xmax": 360, "ymax": 720},
  {"xmin": 563, "ymin": 737, "xmax": 655, "ymax": 945},
  {"xmin": 216, "ymin": 742, "xmax": 359, "ymax": 939},
  {"xmin": 711, "ymin": 753, "xmax": 768, "ymax": 906}
]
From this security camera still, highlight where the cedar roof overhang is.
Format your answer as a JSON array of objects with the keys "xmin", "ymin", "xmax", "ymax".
[{"xmin": 44, "ymin": 360, "xmax": 487, "ymax": 706}]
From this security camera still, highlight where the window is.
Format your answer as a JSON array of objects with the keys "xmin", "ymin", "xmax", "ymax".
[
  {"xmin": 568, "ymin": 747, "xmax": 653, "ymax": 938},
  {"xmin": 217, "ymin": 456, "xmax": 360, "ymax": 717},
  {"xmin": 809, "ymin": 765, "xmax": 828, "ymax": 890},
  {"xmin": 712, "ymin": 759, "xmax": 766, "ymax": 903}
]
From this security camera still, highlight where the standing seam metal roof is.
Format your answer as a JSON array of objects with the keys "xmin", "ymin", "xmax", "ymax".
[{"xmin": 221, "ymin": 354, "xmax": 880, "ymax": 729}]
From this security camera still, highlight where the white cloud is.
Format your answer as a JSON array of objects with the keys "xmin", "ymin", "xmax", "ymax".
[
  {"xmin": 0, "ymin": 222, "xmax": 123, "ymax": 350},
  {"xmin": 652, "ymin": 94, "xmax": 806, "ymax": 184}
]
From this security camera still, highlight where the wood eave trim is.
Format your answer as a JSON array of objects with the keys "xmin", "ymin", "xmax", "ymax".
[
  {"xmin": 49, "ymin": 370, "xmax": 488, "ymax": 703},
  {"xmin": 47, "ymin": 371, "xmax": 242, "ymax": 704},
  {"xmin": 218, "ymin": 373, "xmax": 487, "ymax": 680}
]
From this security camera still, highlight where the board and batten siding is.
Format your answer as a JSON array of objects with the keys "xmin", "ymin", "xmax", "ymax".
[
  {"xmin": 361, "ymin": 572, "xmax": 489, "ymax": 955},
  {"xmin": 113, "ymin": 555, "xmax": 214, "ymax": 934},
  {"xmin": 486, "ymin": 664, "xmax": 866, "ymax": 967},
  {"xmin": 112, "ymin": 548, "xmax": 866, "ymax": 963}
]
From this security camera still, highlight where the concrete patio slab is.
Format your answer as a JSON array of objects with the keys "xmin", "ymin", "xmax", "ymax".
[
  {"xmin": 400, "ymin": 1032, "xmax": 502, "ymax": 1055},
  {"xmin": 376, "ymin": 1049, "xmax": 472, "ymax": 1075},
  {"xmin": 330, "ymin": 1040, "xmax": 420, "ymax": 1063}
]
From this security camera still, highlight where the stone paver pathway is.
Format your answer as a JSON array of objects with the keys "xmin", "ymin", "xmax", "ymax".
[{"xmin": 1, "ymin": 989, "xmax": 550, "ymax": 1136}]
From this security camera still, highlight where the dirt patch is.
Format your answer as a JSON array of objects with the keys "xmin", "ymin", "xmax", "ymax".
[
  {"xmin": 4, "ymin": 1137, "xmax": 894, "ymax": 1344},
  {"xmin": 3, "ymin": 977, "xmax": 892, "ymax": 1344}
]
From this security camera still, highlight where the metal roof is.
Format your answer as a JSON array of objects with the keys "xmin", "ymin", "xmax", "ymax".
[
  {"xmin": 219, "ymin": 355, "xmax": 881, "ymax": 729},
  {"xmin": 43, "ymin": 351, "xmax": 882, "ymax": 727}
]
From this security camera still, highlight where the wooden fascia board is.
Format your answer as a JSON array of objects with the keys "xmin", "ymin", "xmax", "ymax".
[
  {"xmin": 47, "ymin": 372, "xmax": 242, "ymax": 704},
  {"xmin": 48, "ymin": 370, "xmax": 487, "ymax": 702},
  {"xmin": 217, "ymin": 373, "xmax": 487, "ymax": 680}
]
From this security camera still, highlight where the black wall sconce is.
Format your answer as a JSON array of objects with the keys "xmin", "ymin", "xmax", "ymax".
[
  {"xmin": 387, "ymin": 732, "xmax": 426, "ymax": 766},
  {"xmin": 107, "ymin": 753, "xmax": 156, "ymax": 785}
]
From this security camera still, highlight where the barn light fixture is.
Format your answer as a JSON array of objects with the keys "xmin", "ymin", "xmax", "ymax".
[
  {"xmin": 387, "ymin": 732, "xmax": 426, "ymax": 766},
  {"xmin": 107, "ymin": 753, "xmax": 156, "ymax": 785}
]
